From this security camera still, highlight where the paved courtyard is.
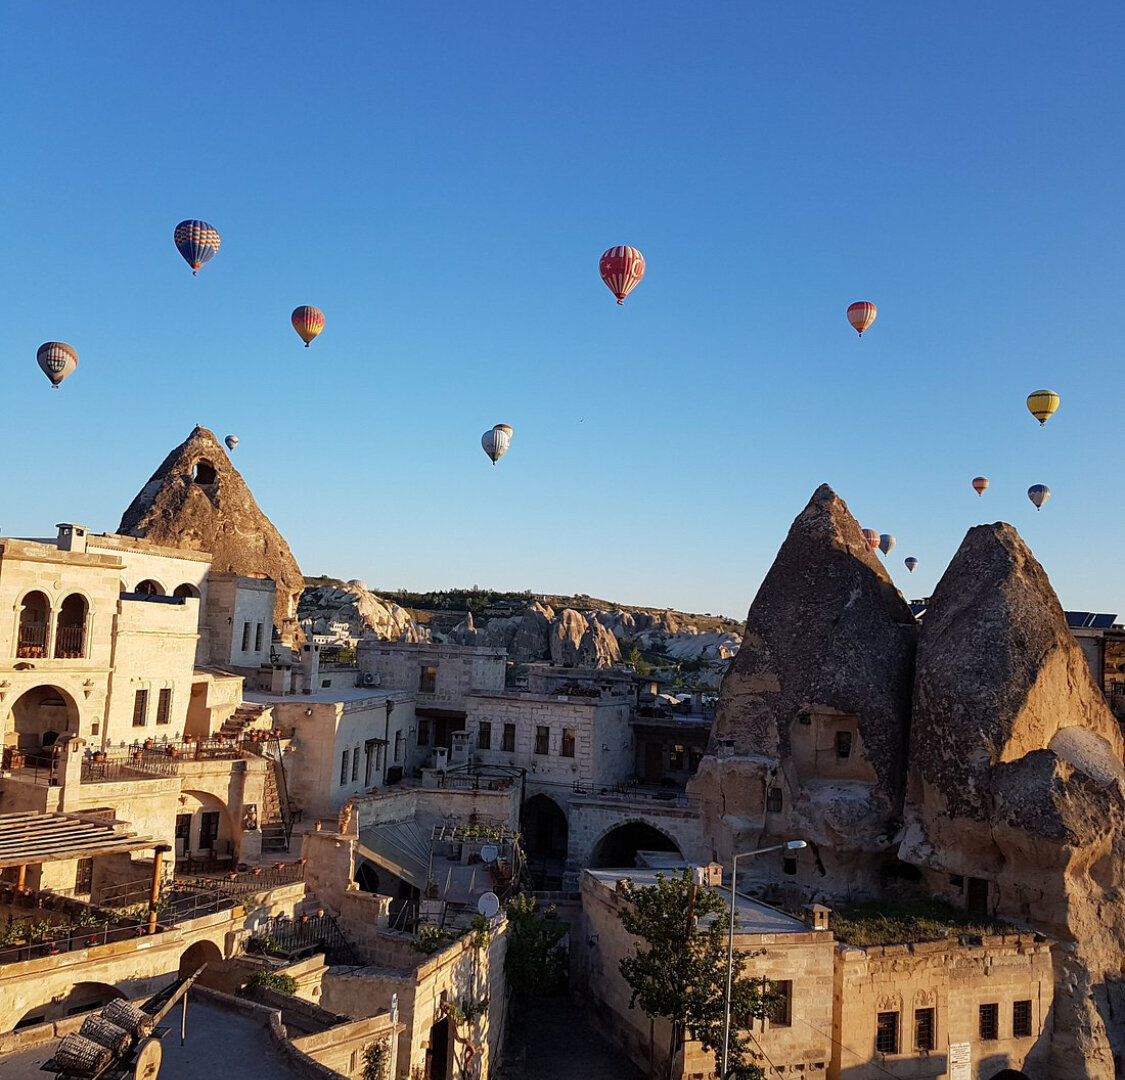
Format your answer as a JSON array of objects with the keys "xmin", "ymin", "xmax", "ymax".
[{"xmin": 0, "ymin": 998, "xmax": 303, "ymax": 1080}]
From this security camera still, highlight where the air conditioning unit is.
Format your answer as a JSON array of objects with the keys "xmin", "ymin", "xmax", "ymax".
[{"xmin": 363, "ymin": 672, "xmax": 378, "ymax": 687}]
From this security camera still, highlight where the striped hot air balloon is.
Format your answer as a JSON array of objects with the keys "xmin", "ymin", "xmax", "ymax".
[
  {"xmin": 481, "ymin": 426, "xmax": 511, "ymax": 465},
  {"xmin": 847, "ymin": 301, "xmax": 877, "ymax": 336},
  {"xmin": 37, "ymin": 342, "xmax": 78, "ymax": 388},
  {"xmin": 904, "ymin": 557, "xmax": 918, "ymax": 573},
  {"xmin": 291, "ymin": 306, "xmax": 325, "ymax": 347},
  {"xmin": 1026, "ymin": 389, "xmax": 1059, "ymax": 426},
  {"xmin": 972, "ymin": 476, "xmax": 990, "ymax": 496},
  {"xmin": 599, "ymin": 246, "xmax": 646, "ymax": 305},
  {"xmin": 173, "ymin": 220, "xmax": 221, "ymax": 275},
  {"xmin": 879, "ymin": 533, "xmax": 896, "ymax": 555},
  {"xmin": 1028, "ymin": 484, "xmax": 1050, "ymax": 510},
  {"xmin": 861, "ymin": 528, "xmax": 880, "ymax": 551}
]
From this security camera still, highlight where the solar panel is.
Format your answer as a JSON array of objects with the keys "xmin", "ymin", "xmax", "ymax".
[
  {"xmin": 1092, "ymin": 613, "xmax": 1118, "ymax": 628},
  {"xmin": 1066, "ymin": 611, "xmax": 1093, "ymax": 628}
]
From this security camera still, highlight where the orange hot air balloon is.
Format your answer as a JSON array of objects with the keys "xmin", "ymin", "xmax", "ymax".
[
  {"xmin": 861, "ymin": 528, "xmax": 880, "ymax": 551},
  {"xmin": 291, "ymin": 306, "xmax": 325, "ymax": 347},
  {"xmin": 599, "ymin": 246, "xmax": 646, "ymax": 305},
  {"xmin": 972, "ymin": 476, "xmax": 990, "ymax": 496},
  {"xmin": 847, "ymin": 301, "xmax": 877, "ymax": 336}
]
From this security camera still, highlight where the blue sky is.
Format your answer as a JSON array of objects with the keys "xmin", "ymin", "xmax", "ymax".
[{"xmin": 3, "ymin": 3, "xmax": 1124, "ymax": 619}]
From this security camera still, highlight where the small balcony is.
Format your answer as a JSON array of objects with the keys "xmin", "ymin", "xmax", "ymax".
[
  {"xmin": 54, "ymin": 623, "xmax": 86, "ymax": 659},
  {"xmin": 16, "ymin": 622, "xmax": 49, "ymax": 660}
]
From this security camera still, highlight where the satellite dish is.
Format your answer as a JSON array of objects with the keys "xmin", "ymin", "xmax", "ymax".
[
  {"xmin": 477, "ymin": 891, "xmax": 501, "ymax": 918},
  {"xmin": 480, "ymin": 844, "xmax": 499, "ymax": 864}
]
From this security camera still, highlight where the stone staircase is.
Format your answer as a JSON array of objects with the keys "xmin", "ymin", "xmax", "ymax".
[{"xmin": 260, "ymin": 755, "xmax": 290, "ymax": 854}]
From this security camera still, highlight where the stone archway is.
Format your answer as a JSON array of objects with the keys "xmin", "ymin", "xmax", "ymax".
[
  {"xmin": 522, "ymin": 793, "xmax": 569, "ymax": 889},
  {"xmin": 590, "ymin": 820, "xmax": 682, "ymax": 869},
  {"xmin": 179, "ymin": 939, "xmax": 223, "ymax": 980},
  {"xmin": 14, "ymin": 982, "xmax": 124, "ymax": 1030},
  {"xmin": 4, "ymin": 685, "xmax": 80, "ymax": 761},
  {"xmin": 177, "ymin": 790, "xmax": 234, "ymax": 865}
]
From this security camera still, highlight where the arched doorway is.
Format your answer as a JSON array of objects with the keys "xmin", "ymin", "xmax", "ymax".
[
  {"xmin": 4, "ymin": 686, "xmax": 79, "ymax": 763},
  {"xmin": 54, "ymin": 594, "xmax": 88, "ymax": 658},
  {"xmin": 591, "ymin": 821, "xmax": 681, "ymax": 869},
  {"xmin": 134, "ymin": 579, "xmax": 165, "ymax": 597},
  {"xmin": 179, "ymin": 940, "xmax": 223, "ymax": 981},
  {"xmin": 177, "ymin": 791, "xmax": 234, "ymax": 867},
  {"xmin": 173, "ymin": 583, "xmax": 200, "ymax": 599},
  {"xmin": 522, "ymin": 793, "xmax": 569, "ymax": 889},
  {"xmin": 16, "ymin": 591, "xmax": 50, "ymax": 658}
]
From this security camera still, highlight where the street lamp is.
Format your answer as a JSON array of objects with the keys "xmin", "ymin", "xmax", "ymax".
[{"xmin": 720, "ymin": 839, "xmax": 807, "ymax": 1080}]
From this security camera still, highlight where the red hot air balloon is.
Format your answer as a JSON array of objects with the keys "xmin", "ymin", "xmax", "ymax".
[
  {"xmin": 291, "ymin": 306, "xmax": 325, "ymax": 347},
  {"xmin": 599, "ymin": 246, "xmax": 646, "ymax": 305},
  {"xmin": 861, "ymin": 528, "xmax": 880, "ymax": 551},
  {"xmin": 972, "ymin": 476, "xmax": 990, "ymax": 496},
  {"xmin": 847, "ymin": 301, "xmax": 877, "ymax": 336}
]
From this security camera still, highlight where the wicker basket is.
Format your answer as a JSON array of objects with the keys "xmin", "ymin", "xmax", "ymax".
[
  {"xmin": 100, "ymin": 999, "xmax": 154, "ymax": 1037},
  {"xmin": 79, "ymin": 1014, "xmax": 132, "ymax": 1054},
  {"xmin": 55, "ymin": 1033, "xmax": 112, "ymax": 1073}
]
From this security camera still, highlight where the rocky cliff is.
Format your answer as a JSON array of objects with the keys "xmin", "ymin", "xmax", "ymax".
[
  {"xmin": 119, "ymin": 426, "xmax": 304, "ymax": 640},
  {"xmin": 299, "ymin": 581, "xmax": 429, "ymax": 643},
  {"xmin": 690, "ymin": 483, "xmax": 917, "ymax": 896},
  {"xmin": 899, "ymin": 522, "xmax": 1125, "ymax": 1080}
]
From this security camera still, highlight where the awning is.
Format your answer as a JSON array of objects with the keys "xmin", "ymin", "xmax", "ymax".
[
  {"xmin": 0, "ymin": 811, "xmax": 157, "ymax": 869},
  {"xmin": 357, "ymin": 820, "xmax": 431, "ymax": 891}
]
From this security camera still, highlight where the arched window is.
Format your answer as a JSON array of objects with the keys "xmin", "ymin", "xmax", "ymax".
[
  {"xmin": 55, "ymin": 594, "xmax": 88, "ymax": 658},
  {"xmin": 16, "ymin": 592, "xmax": 50, "ymax": 658},
  {"xmin": 135, "ymin": 580, "xmax": 165, "ymax": 597},
  {"xmin": 173, "ymin": 583, "xmax": 200, "ymax": 599},
  {"xmin": 192, "ymin": 461, "xmax": 217, "ymax": 484}
]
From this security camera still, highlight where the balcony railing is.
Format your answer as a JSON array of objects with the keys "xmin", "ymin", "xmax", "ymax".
[
  {"xmin": 16, "ymin": 621, "xmax": 49, "ymax": 659},
  {"xmin": 54, "ymin": 624, "xmax": 85, "ymax": 659},
  {"xmin": 570, "ymin": 781, "xmax": 700, "ymax": 808}
]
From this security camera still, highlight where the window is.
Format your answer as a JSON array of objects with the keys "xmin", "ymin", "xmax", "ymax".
[
  {"xmin": 394, "ymin": 731, "xmax": 402, "ymax": 762},
  {"xmin": 351, "ymin": 746, "xmax": 360, "ymax": 782},
  {"xmin": 54, "ymin": 594, "xmax": 87, "ymax": 658},
  {"xmin": 782, "ymin": 855, "xmax": 798, "ymax": 875},
  {"xmin": 241, "ymin": 622, "xmax": 251, "ymax": 651},
  {"xmin": 75, "ymin": 858, "xmax": 93, "ymax": 896},
  {"xmin": 364, "ymin": 740, "xmax": 376, "ymax": 786},
  {"xmin": 766, "ymin": 787, "xmax": 783, "ymax": 813},
  {"xmin": 479, "ymin": 722, "xmax": 492, "ymax": 750},
  {"xmin": 561, "ymin": 728, "xmax": 575, "ymax": 758},
  {"xmin": 198, "ymin": 811, "xmax": 220, "ymax": 850},
  {"xmin": 535, "ymin": 726, "xmax": 550, "ymax": 755},
  {"xmin": 255, "ymin": 623, "xmax": 264, "ymax": 651},
  {"xmin": 419, "ymin": 666, "xmax": 437, "ymax": 693},
  {"xmin": 835, "ymin": 730, "xmax": 853, "ymax": 760},
  {"xmin": 418, "ymin": 719, "xmax": 430, "ymax": 746},
  {"xmin": 979, "ymin": 1003, "xmax": 999, "ymax": 1041},
  {"xmin": 192, "ymin": 461, "xmax": 217, "ymax": 484},
  {"xmin": 914, "ymin": 1008, "xmax": 935, "ymax": 1052},
  {"xmin": 766, "ymin": 981, "xmax": 792, "ymax": 1027},
  {"xmin": 1013, "ymin": 1000, "xmax": 1032, "ymax": 1039},
  {"xmin": 502, "ymin": 723, "xmax": 515, "ymax": 752},
  {"xmin": 669, "ymin": 744, "xmax": 685, "ymax": 769},
  {"xmin": 876, "ymin": 1012, "xmax": 899, "ymax": 1055},
  {"xmin": 156, "ymin": 688, "xmax": 172, "ymax": 725},
  {"xmin": 132, "ymin": 689, "xmax": 149, "ymax": 727},
  {"xmin": 340, "ymin": 749, "xmax": 350, "ymax": 785}
]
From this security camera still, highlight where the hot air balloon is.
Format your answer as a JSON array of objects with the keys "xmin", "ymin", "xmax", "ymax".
[
  {"xmin": 599, "ymin": 246, "xmax": 646, "ymax": 305},
  {"xmin": 481, "ymin": 426, "xmax": 511, "ymax": 466},
  {"xmin": 879, "ymin": 534, "xmax": 896, "ymax": 555},
  {"xmin": 493, "ymin": 424, "xmax": 513, "ymax": 439},
  {"xmin": 904, "ymin": 557, "xmax": 918, "ymax": 573},
  {"xmin": 1028, "ymin": 484, "xmax": 1050, "ymax": 510},
  {"xmin": 847, "ymin": 301, "xmax": 877, "ymax": 336},
  {"xmin": 291, "ymin": 306, "xmax": 325, "ymax": 347},
  {"xmin": 1026, "ymin": 390, "xmax": 1059, "ymax": 426},
  {"xmin": 173, "ymin": 219, "xmax": 221, "ymax": 275},
  {"xmin": 972, "ymin": 476, "xmax": 990, "ymax": 496},
  {"xmin": 36, "ymin": 342, "xmax": 78, "ymax": 388},
  {"xmin": 861, "ymin": 528, "xmax": 880, "ymax": 551},
  {"xmin": 225, "ymin": 435, "xmax": 239, "ymax": 450}
]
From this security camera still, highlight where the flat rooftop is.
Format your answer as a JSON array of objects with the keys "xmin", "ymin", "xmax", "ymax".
[
  {"xmin": 243, "ymin": 687, "xmax": 413, "ymax": 706},
  {"xmin": 584, "ymin": 866, "xmax": 810, "ymax": 936}
]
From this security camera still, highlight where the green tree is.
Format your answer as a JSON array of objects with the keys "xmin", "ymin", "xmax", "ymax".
[
  {"xmin": 504, "ymin": 893, "xmax": 568, "ymax": 1005},
  {"xmin": 618, "ymin": 870, "xmax": 770, "ymax": 1080},
  {"xmin": 626, "ymin": 646, "xmax": 652, "ymax": 677}
]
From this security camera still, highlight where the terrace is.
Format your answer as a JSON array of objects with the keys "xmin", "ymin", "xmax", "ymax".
[{"xmin": 827, "ymin": 898, "xmax": 1018, "ymax": 946}]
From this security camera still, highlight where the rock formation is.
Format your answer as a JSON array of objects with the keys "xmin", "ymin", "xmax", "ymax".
[
  {"xmin": 548, "ymin": 608, "xmax": 621, "ymax": 667},
  {"xmin": 690, "ymin": 484, "xmax": 917, "ymax": 896},
  {"xmin": 299, "ymin": 581, "xmax": 428, "ymax": 643},
  {"xmin": 119, "ymin": 426, "xmax": 304, "ymax": 641},
  {"xmin": 900, "ymin": 522, "xmax": 1125, "ymax": 1080}
]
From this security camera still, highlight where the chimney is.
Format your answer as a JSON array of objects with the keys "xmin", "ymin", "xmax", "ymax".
[
  {"xmin": 56, "ymin": 524, "xmax": 89, "ymax": 553},
  {"xmin": 803, "ymin": 903, "xmax": 831, "ymax": 931},
  {"xmin": 301, "ymin": 640, "xmax": 321, "ymax": 693}
]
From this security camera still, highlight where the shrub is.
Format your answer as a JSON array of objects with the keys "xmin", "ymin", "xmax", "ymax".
[{"xmin": 248, "ymin": 970, "xmax": 297, "ymax": 995}]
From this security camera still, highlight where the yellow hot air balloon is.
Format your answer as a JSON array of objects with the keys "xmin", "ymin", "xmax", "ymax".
[{"xmin": 1026, "ymin": 389, "xmax": 1059, "ymax": 426}]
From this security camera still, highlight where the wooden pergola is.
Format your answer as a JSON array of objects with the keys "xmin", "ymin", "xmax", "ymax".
[{"xmin": 0, "ymin": 810, "xmax": 169, "ymax": 932}]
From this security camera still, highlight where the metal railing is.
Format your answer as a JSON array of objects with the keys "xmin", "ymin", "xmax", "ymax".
[
  {"xmin": 53, "ymin": 624, "xmax": 85, "ymax": 658},
  {"xmin": 16, "ymin": 621, "xmax": 49, "ymax": 658},
  {"xmin": 248, "ymin": 913, "xmax": 361, "ymax": 967},
  {"xmin": 175, "ymin": 863, "xmax": 305, "ymax": 896},
  {"xmin": 570, "ymin": 781, "xmax": 699, "ymax": 808}
]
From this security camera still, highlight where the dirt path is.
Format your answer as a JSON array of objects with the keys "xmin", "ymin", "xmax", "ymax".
[{"xmin": 500, "ymin": 995, "xmax": 645, "ymax": 1080}]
